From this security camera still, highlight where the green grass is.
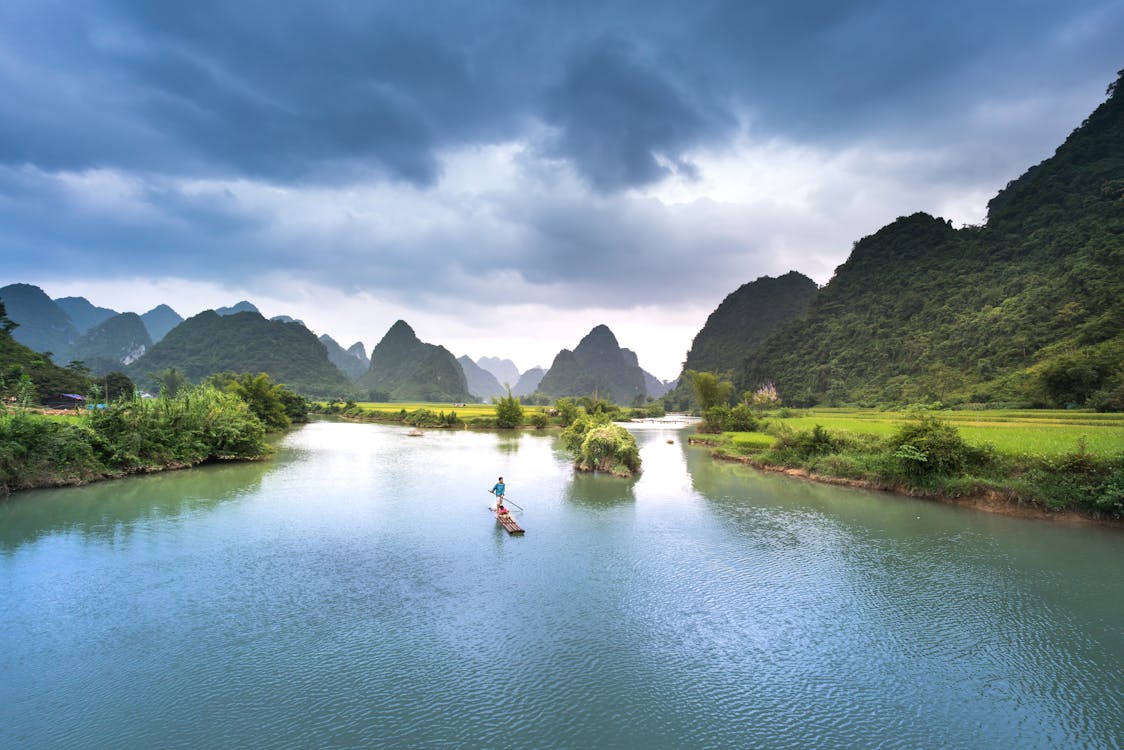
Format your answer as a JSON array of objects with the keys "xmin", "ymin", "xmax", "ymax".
[
  {"xmin": 725, "ymin": 431, "xmax": 777, "ymax": 453},
  {"xmin": 351, "ymin": 401, "xmax": 500, "ymax": 419},
  {"xmin": 761, "ymin": 408, "xmax": 1124, "ymax": 458}
]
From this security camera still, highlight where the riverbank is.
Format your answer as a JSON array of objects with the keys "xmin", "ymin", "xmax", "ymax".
[
  {"xmin": 690, "ymin": 421, "xmax": 1124, "ymax": 526},
  {"xmin": 0, "ymin": 387, "xmax": 271, "ymax": 498}
]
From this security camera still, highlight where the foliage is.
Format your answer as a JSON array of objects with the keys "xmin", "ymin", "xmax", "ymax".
[
  {"xmin": 699, "ymin": 402, "xmax": 761, "ymax": 433},
  {"xmin": 561, "ymin": 413, "xmax": 640, "ymax": 476},
  {"xmin": 404, "ymin": 408, "xmax": 462, "ymax": 427},
  {"xmin": 529, "ymin": 412, "xmax": 550, "ymax": 429},
  {"xmin": 102, "ymin": 372, "xmax": 136, "ymax": 401},
  {"xmin": 130, "ymin": 310, "xmax": 351, "ymax": 398},
  {"xmin": 554, "ymin": 397, "xmax": 580, "ymax": 426},
  {"xmin": 883, "ymin": 416, "xmax": 979, "ymax": 479},
  {"xmin": 536, "ymin": 325, "xmax": 647, "ymax": 405},
  {"xmin": 1, "ymin": 385, "xmax": 266, "ymax": 494},
  {"xmin": 0, "ymin": 410, "xmax": 103, "ymax": 493},
  {"xmin": 0, "ymin": 300, "xmax": 92, "ymax": 404},
  {"xmin": 709, "ymin": 407, "xmax": 1123, "ymax": 516},
  {"xmin": 493, "ymin": 389, "xmax": 524, "ymax": 429},
  {"xmin": 1088, "ymin": 379, "xmax": 1124, "ymax": 412},
  {"xmin": 154, "ymin": 367, "xmax": 187, "ymax": 397},
  {"xmin": 687, "ymin": 370, "xmax": 733, "ymax": 413},
  {"xmin": 747, "ymin": 381, "xmax": 780, "ymax": 409},
  {"xmin": 560, "ymin": 413, "xmax": 606, "ymax": 454},
  {"xmin": 357, "ymin": 320, "xmax": 470, "ymax": 403},
  {"xmin": 671, "ymin": 273, "xmax": 818, "ymax": 409},
  {"xmin": 770, "ymin": 424, "xmax": 840, "ymax": 460},
  {"xmin": 87, "ymin": 386, "xmax": 266, "ymax": 467},
  {"xmin": 206, "ymin": 371, "xmax": 303, "ymax": 430},
  {"xmin": 736, "ymin": 73, "xmax": 1124, "ymax": 408}
]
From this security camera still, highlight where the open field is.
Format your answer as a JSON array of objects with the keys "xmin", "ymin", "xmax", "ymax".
[
  {"xmin": 760, "ymin": 408, "xmax": 1124, "ymax": 458},
  {"xmin": 348, "ymin": 401, "xmax": 501, "ymax": 419}
]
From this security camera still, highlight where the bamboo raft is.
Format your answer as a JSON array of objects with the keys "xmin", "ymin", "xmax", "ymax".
[{"xmin": 493, "ymin": 508, "xmax": 525, "ymax": 535}]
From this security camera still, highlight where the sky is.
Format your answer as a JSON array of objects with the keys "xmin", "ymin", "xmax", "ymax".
[{"xmin": 1, "ymin": 1, "xmax": 1121, "ymax": 380}]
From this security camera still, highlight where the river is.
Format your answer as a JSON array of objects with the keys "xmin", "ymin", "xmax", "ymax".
[{"xmin": 1, "ymin": 421, "xmax": 1121, "ymax": 749}]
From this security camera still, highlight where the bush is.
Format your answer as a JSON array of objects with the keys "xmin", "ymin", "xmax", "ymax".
[
  {"xmin": 700, "ymin": 405, "xmax": 728, "ymax": 433},
  {"xmin": 771, "ymin": 424, "xmax": 838, "ymax": 460},
  {"xmin": 494, "ymin": 389, "xmax": 524, "ymax": 429},
  {"xmin": 724, "ymin": 404, "xmax": 761, "ymax": 432},
  {"xmin": 529, "ymin": 412, "xmax": 549, "ymax": 429},
  {"xmin": 0, "ymin": 411, "xmax": 104, "ymax": 492},
  {"xmin": 89, "ymin": 385, "xmax": 266, "ymax": 466},
  {"xmin": 554, "ymin": 398, "xmax": 580, "ymax": 427},
  {"xmin": 575, "ymin": 423, "xmax": 641, "ymax": 476},
  {"xmin": 560, "ymin": 413, "xmax": 604, "ymax": 454},
  {"xmin": 884, "ymin": 416, "xmax": 980, "ymax": 480}
]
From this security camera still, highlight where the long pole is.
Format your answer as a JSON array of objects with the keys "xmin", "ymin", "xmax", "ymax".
[{"xmin": 488, "ymin": 491, "xmax": 523, "ymax": 511}]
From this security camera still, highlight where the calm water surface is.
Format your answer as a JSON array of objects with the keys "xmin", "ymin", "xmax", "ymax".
[{"xmin": 1, "ymin": 421, "xmax": 1121, "ymax": 749}]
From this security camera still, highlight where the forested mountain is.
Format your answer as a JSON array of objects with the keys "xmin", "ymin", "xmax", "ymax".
[
  {"xmin": 536, "ymin": 325, "xmax": 648, "ymax": 404},
  {"xmin": 458, "ymin": 356, "xmax": 506, "ymax": 400},
  {"xmin": 513, "ymin": 366, "xmax": 545, "ymax": 397},
  {"xmin": 0, "ymin": 301, "xmax": 90, "ymax": 401},
  {"xmin": 0, "ymin": 283, "xmax": 79, "ymax": 360},
  {"xmin": 685, "ymin": 272, "xmax": 819, "ymax": 377},
  {"xmin": 477, "ymin": 356, "xmax": 520, "ymax": 387},
  {"xmin": 740, "ymin": 70, "xmax": 1124, "ymax": 408},
  {"xmin": 140, "ymin": 304, "xmax": 183, "ymax": 343},
  {"xmin": 69, "ymin": 313, "xmax": 152, "ymax": 375},
  {"xmin": 128, "ymin": 311, "xmax": 351, "ymax": 396},
  {"xmin": 358, "ymin": 320, "xmax": 471, "ymax": 402},
  {"xmin": 319, "ymin": 335, "xmax": 369, "ymax": 381},
  {"xmin": 55, "ymin": 296, "xmax": 116, "ymax": 334}
]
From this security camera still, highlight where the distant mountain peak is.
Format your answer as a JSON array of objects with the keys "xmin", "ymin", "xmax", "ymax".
[{"xmin": 215, "ymin": 301, "xmax": 260, "ymax": 316}]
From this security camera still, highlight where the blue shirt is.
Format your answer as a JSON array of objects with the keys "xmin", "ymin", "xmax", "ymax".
[{"xmin": 492, "ymin": 482, "xmax": 505, "ymax": 497}]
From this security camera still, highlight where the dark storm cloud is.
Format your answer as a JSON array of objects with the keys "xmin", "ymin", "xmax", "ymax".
[
  {"xmin": 1, "ymin": 0, "xmax": 1120, "ymax": 189},
  {"xmin": 541, "ymin": 38, "xmax": 732, "ymax": 190}
]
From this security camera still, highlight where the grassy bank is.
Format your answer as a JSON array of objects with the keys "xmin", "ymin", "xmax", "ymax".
[
  {"xmin": 1, "ymin": 386, "xmax": 268, "ymax": 496},
  {"xmin": 696, "ymin": 409, "xmax": 1124, "ymax": 519}
]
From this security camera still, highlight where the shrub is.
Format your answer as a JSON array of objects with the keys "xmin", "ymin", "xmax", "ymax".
[
  {"xmin": 576, "ymin": 423, "xmax": 641, "ymax": 476},
  {"xmin": 772, "ymin": 424, "xmax": 838, "ymax": 460},
  {"xmin": 529, "ymin": 412, "xmax": 549, "ymax": 429},
  {"xmin": 724, "ymin": 404, "xmax": 761, "ymax": 432},
  {"xmin": 884, "ymin": 416, "xmax": 977, "ymax": 479},
  {"xmin": 494, "ymin": 389, "xmax": 524, "ymax": 429},
  {"xmin": 561, "ymin": 413, "xmax": 603, "ymax": 453},
  {"xmin": 700, "ymin": 405, "xmax": 728, "ymax": 433},
  {"xmin": 554, "ymin": 398, "xmax": 580, "ymax": 427}
]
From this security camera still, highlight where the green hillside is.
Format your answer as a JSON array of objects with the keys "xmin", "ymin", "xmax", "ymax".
[
  {"xmin": 739, "ymin": 70, "xmax": 1124, "ymax": 409},
  {"xmin": 70, "ymin": 313, "xmax": 153, "ymax": 375},
  {"xmin": 55, "ymin": 296, "xmax": 117, "ymax": 334},
  {"xmin": 537, "ymin": 325, "xmax": 647, "ymax": 404},
  {"xmin": 129, "ymin": 311, "xmax": 351, "ymax": 397},
  {"xmin": 320, "ymin": 334, "xmax": 369, "ymax": 381},
  {"xmin": 0, "ymin": 301, "xmax": 90, "ymax": 402},
  {"xmin": 0, "ymin": 283, "xmax": 79, "ymax": 361},
  {"xmin": 685, "ymin": 271, "xmax": 819, "ymax": 377},
  {"xmin": 140, "ymin": 304, "xmax": 183, "ymax": 343},
  {"xmin": 358, "ymin": 320, "xmax": 471, "ymax": 402}
]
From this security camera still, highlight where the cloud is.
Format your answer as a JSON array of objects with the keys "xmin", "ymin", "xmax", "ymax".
[
  {"xmin": 540, "ymin": 37, "xmax": 734, "ymax": 189},
  {"xmin": 1, "ymin": 0, "xmax": 1122, "ymax": 381}
]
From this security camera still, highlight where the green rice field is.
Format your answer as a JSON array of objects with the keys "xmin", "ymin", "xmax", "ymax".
[
  {"xmin": 761, "ymin": 408, "xmax": 1124, "ymax": 458},
  {"xmin": 349, "ymin": 401, "xmax": 501, "ymax": 419}
]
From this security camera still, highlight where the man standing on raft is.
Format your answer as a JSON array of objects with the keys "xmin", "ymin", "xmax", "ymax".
[{"xmin": 491, "ymin": 477, "xmax": 507, "ymax": 514}]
